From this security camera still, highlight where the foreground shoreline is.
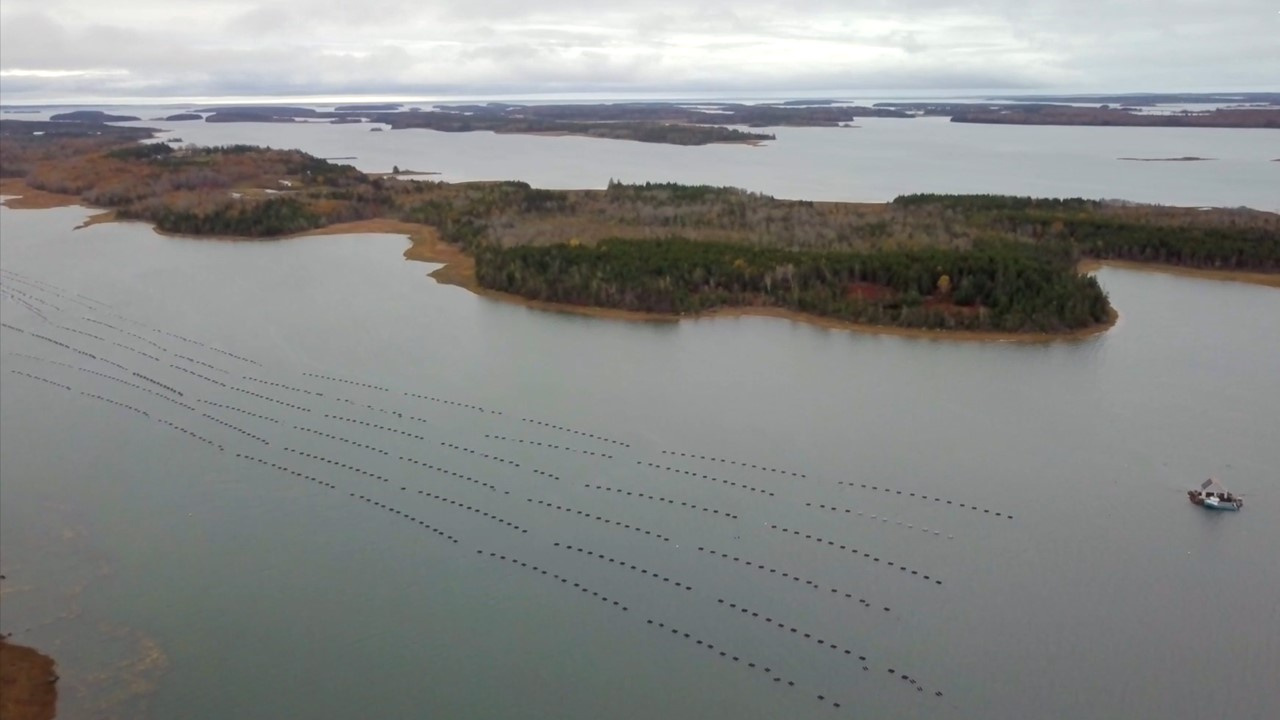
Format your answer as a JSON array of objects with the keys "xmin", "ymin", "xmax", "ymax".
[
  {"xmin": 3, "ymin": 180, "xmax": 1274, "ymax": 340},
  {"xmin": 0, "ymin": 638, "xmax": 57, "ymax": 720}
]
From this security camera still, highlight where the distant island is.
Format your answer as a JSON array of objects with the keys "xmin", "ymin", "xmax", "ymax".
[
  {"xmin": 49, "ymin": 110, "xmax": 140, "ymax": 123},
  {"xmin": 1119, "ymin": 156, "xmax": 1214, "ymax": 162},
  {"xmin": 983, "ymin": 92, "xmax": 1280, "ymax": 106},
  {"xmin": 2, "ymin": 119, "xmax": 1277, "ymax": 339},
  {"xmin": 949, "ymin": 106, "xmax": 1279, "ymax": 129}
]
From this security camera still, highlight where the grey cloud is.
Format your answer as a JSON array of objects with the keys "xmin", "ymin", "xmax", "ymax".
[{"xmin": 1, "ymin": 0, "xmax": 1276, "ymax": 101}]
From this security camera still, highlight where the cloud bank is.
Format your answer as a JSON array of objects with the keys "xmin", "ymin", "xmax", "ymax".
[{"xmin": 1, "ymin": 1, "xmax": 1276, "ymax": 101}]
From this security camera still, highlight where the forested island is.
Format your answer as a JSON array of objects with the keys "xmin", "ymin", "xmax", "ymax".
[
  {"xmin": 949, "ymin": 106, "xmax": 1280, "ymax": 129},
  {"xmin": 2, "ymin": 119, "xmax": 1277, "ymax": 337},
  {"xmin": 193, "ymin": 104, "xmax": 781, "ymax": 145}
]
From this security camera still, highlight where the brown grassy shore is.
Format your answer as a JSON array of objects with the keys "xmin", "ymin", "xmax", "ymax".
[
  {"xmin": 0, "ymin": 178, "xmax": 81, "ymax": 210},
  {"xmin": 0, "ymin": 638, "xmax": 57, "ymax": 720}
]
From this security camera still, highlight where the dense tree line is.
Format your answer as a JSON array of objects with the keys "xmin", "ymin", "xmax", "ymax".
[
  {"xmin": 894, "ymin": 194, "xmax": 1280, "ymax": 271},
  {"xmin": 475, "ymin": 238, "xmax": 1111, "ymax": 332}
]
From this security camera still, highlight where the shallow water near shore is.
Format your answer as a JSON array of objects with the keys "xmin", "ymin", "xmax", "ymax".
[{"xmin": 1, "ymin": 203, "xmax": 1278, "ymax": 719}]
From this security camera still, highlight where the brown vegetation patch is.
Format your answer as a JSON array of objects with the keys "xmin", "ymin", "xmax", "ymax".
[
  {"xmin": 0, "ymin": 638, "xmax": 57, "ymax": 720},
  {"xmin": 922, "ymin": 296, "xmax": 982, "ymax": 318},
  {"xmin": 846, "ymin": 282, "xmax": 895, "ymax": 301},
  {"xmin": 0, "ymin": 178, "xmax": 82, "ymax": 210}
]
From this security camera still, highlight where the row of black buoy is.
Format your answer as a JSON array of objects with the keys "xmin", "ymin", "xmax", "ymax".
[
  {"xmin": 242, "ymin": 449, "xmax": 478, "ymax": 543},
  {"xmin": 0, "ymin": 289, "xmax": 51, "ymax": 318},
  {"xmin": 693, "ymin": 545, "xmax": 886, "ymax": 611},
  {"xmin": 302, "ymin": 372, "xmax": 389, "ymax": 391},
  {"xmin": 201, "ymin": 413, "xmax": 268, "ymax": 443},
  {"xmin": 715, "ymin": 597, "xmax": 877, "ymax": 657},
  {"xmin": 361, "ymin": 402, "xmax": 401, "ymax": 418},
  {"xmin": 837, "ymin": 481, "xmax": 1012, "ymax": 519},
  {"xmin": 524, "ymin": 498, "xmax": 672, "ymax": 542},
  {"xmin": 15, "ymin": 351, "xmax": 193, "ymax": 411},
  {"xmin": 398, "ymin": 454, "xmax": 503, "ymax": 493},
  {"xmin": 404, "ymin": 391, "xmax": 501, "ymax": 415},
  {"xmin": 82, "ymin": 391, "xmax": 148, "ymax": 417},
  {"xmin": 554, "ymin": 542, "xmax": 694, "ymax": 591},
  {"xmin": 485, "ymin": 434, "xmax": 614, "ymax": 459},
  {"xmin": 0, "ymin": 284, "xmax": 63, "ymax": 311},
  {"xmin": 333, "ymin": 397, "xmax": 410, "ymax": 421},
  {"xmin": 130, "ymin": 370, "xmax": 182, "ymax": 396},
  {"xmin": 234, "ymin": 386, "xmax": 311, "ymax": 412},
  {"xmin": 480, "ymin": 550, "xmax": 629, "ymax": 610},
  {"xmin": 153, "ymin": 328, "xmax": 206, "ymax": 348},
  {"xmin": 120, "ymin": 328, "xmax": 166, "ymax": 353},
  {"xmin": 403, "ymin": 486, "xmax": 525, "ymax": 533},
  {"xmin": 155, "ymin": 416, "xmax": 223, "ymax": 450},
  {"xmin": 637, "ymin": 460, "xmax": 775, "ymax": 497},
  {"xmin": 10, "ymin": 369, "xmax": 72, "ymax": 391},
  {"xmin": 0, "ymin": 321, "xmax": 27, "ymax": 334},
  {"xmin": 284, "ymin": 447, "xmax": 388, "ymax": 484},
  {"xmin": 635, "ymin": 616, "xmax": 864, "ymax": 708},
  {"xmin": 62, "ymin": 361, "xmax": 178, "ymax": 402},
  {"xmin": 201, "ymin": 400, "xmax": 281, "ymax": 424},
  {"xmin": 88, "ymin": 354, "xmax": 130, "ymax": 374},
  {"xmin": 51, "ymin": 323, "xmax": 107, "ymax": 343},
  {"xmin": 355, "ymin": 491, "xmax": 459, "ymax": 542},
  {"xmin": 157, "ymin": 394, "xmax": 200, "ymax": 413},
  {"xmin": 531, "ymin": 468, "xmax": 562, "ymax": 481},
  {"xmin": 111, "ymin": 341, "xmax": 161, "ymax": 362},
  {"xmin": 170, "ymin": 364, "xmax": 227, "ymax": 387},
  {"xmin": 238, "ymin": 452, "xmax": 338, "ymax": 491},
  {"xmin": 660, "ymin": 450, "xmax": 805, "ymax": 478},
  {"xmin": 517, "ymin": 417, "xmax": 630, "ymax": 448},
  {"xmin": 767, "ymin": 525, "xmax": 942, "ymax": 585},
  {"xmin": 28, "ymin": 332, "xmax": 72, "ymax": 350},
  {"xmin": 712, "ymin": 596, "xmax": 941, "ymax": 697},
  {"xmin": 294, "ymin": 425, "xmax": 388, "ymax": 455},
  {"xmin": 805, "ymin": 503, "xmax": 949, "ymax": 538},
  {"xmin": 440, "ymin": 442, "xmax": 521, "ymax": 468},
  {"xmin": 176, "ymin": 354, "xmax": 229, "ymax": 375},
  {"xmin": 322, "ymin": 413, "xmax": 423, "ymax": 438},
  {"xmin": 282, "ymin": 445, "xmax": 526, "ymax": 533},
  {"xmin": 207, "ymin": 346, "xmax": 259, "ymax": 366},
  {"xmin": 83, "ymin": 317, "xmax": 121, "ymax": 332},
  {"xmin": 584, "ymin": 484, "xmax": 739, "ymax": 519}
]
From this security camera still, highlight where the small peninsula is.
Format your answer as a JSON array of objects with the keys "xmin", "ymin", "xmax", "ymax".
[{"xmin": 2, "ymin": 119, "xmax": 1277, "ymax": 338}]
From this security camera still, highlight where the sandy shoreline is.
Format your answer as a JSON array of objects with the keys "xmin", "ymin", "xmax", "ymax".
[
  {"xmin": 1079, "ymin": 258, "xmax": 1280, "ymax": 288},
  {"xmin": 0, "ymin": 638, "xmax": 57, "ymax": 720},
  {"xmin": 1, "ymin": 180, "xmax": 1273, "ymax": 340}
]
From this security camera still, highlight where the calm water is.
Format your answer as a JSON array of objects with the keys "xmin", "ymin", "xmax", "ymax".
[
  {"xmin": 132, "ymin": 115, "xmax": 1280, "ymax": 210},
  {"xmin": 1, "ymin": 199, "xmax": 1277, "ymax": 720},
  {"xmin": 10, "ymin": 102, "xmax": 1277, "ymax": 210}
]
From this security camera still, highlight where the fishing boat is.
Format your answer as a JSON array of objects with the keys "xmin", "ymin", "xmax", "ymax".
[{"xmin": 1188, "ymin": 478, "xmax": 1242, "ymax": 511}]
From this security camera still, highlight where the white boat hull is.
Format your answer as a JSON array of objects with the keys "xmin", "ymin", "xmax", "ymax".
[{"xmin": 1202, "ymin": 497, "xmax": 1241, "ymax": 511}]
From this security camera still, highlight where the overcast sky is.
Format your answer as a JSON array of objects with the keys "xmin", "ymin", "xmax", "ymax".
[{"xmin": 1, "ymin": 1, "xmax": 1277, "ymax": 102}]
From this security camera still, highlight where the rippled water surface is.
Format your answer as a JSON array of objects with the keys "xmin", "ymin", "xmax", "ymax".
[{"xmin": 1, "ymin": 198, "xmax": 1278, "ymax": 719}]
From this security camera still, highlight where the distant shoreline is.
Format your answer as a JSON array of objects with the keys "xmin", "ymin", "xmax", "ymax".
[{"xmin": 1118, "ymin": 156, "xmax": 1214, "ymax": 162}]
